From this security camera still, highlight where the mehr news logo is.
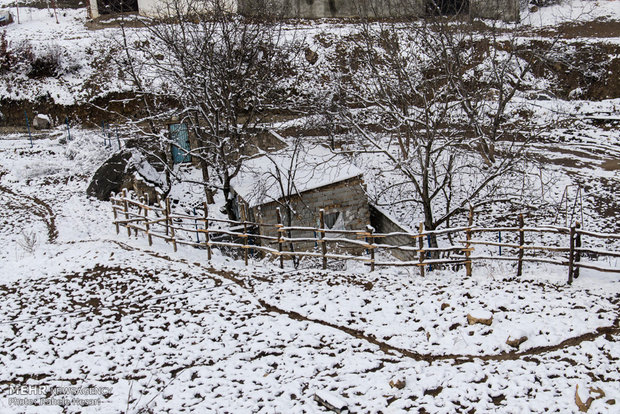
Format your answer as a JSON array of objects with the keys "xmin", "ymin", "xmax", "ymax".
[{"xmin": 6, "ymin": 385, "xmax": 112, "ymax": 407}]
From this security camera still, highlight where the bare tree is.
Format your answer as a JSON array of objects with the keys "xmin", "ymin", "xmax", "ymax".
[
  {"xmin": 114, "ymin": 0, "xmax": 302, "ymax": 217},
  {"xmin": 332, "ymin": 9, "xmax": 558, "ymax": 247}
]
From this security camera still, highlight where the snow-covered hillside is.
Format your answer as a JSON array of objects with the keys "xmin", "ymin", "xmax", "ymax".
[{"xmin": 0, "ymin": 128, "xmax": 618, "ymax": 413}]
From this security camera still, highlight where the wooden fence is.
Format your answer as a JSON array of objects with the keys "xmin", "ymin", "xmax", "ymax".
[{"xmin": 110, "ymin": 191, "xmax": 620, "ymax": 284}]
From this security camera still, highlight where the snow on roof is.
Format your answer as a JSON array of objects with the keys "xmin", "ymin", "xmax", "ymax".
[{"xmin": 231, "ymin": 143, "xmax": 363, "ymax": 208}]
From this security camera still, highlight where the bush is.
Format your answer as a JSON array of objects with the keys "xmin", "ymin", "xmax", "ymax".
[
  {"xmin": 28, "ymin": 45, "xmax": 62, "ymax": 78},
  {"xmin": 530, "ymin": 0, "xmax": 563, "ymax": 6},
  {"xmin": 0, "ymin": 30, "xmax": 15, "ymax": 73}
]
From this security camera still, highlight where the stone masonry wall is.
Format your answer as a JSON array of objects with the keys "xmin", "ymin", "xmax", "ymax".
[
  {"xmin": 242, "ymin": 175, "xmax": 370, "ymax": 254},
  {"xmin": 239, "ymin": 0, "xmax": 424, "ymax": 18}
]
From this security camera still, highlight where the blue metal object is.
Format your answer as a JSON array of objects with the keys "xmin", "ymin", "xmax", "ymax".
[
  {"xmin": 116, "ymin": 125, "xmax": 121, "ymax": 150},
  {"xmin": 499, "ymin": 231, "xmax": 502, "ymax": 256},
  {"xmin": 106, "ymin": 122, "xmax": 111, "ymax": 147},
  {"xmin": 65, "ymin": 117, "xmax": 71, "ymax": 141},
  {"xmin": 25, "ymin": 111, "xmax": 33, "ymax": 148},
  {"xmin": 169, "ymin": 123, "xmax": 191, "ymax": 163},
  {"xmin": 101, "ymin": 121, "xmax": 107, "ymax": 146}
]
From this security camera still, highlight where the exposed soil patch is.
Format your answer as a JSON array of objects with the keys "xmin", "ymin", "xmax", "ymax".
[
  {"xmin": 0, "ymin": 92, "xmax": 153, "ymax": 128},
  {"xmin": 258, "ymin": 297, "xmax": 619, "ymax": 364},
  {"xmin": 601, "ymin": 159, "xmax": 620, "ymax": 171},
  {"xmin": 536, "ymin": 19, "xmax": 620, "ymax": 39}
]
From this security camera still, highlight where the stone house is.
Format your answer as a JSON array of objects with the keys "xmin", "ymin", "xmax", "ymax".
[
  {"xmin": 89, "ymin": 0, "xmax": 520, "ymax": 22},
  {"xmin": 230, "ymin": 141, "xmax": 371, "ymax": 252}
]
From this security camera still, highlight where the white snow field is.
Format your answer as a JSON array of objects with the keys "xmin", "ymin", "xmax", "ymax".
[{"xmin": 0, "ymin": 127, "xmax": 618, "ymax": 413}]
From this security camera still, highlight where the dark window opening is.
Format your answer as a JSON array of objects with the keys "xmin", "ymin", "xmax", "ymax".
[
  {"xmin": 324, "ymin": 212, "xmax": 340, "ymax": 229},
  {"xmin": 97, "ymin": 0, "xmax": 139, "ymax": 15},
  {"xmin": 328, "ymin": 0, "xmax": 337, "ymax": 15}
]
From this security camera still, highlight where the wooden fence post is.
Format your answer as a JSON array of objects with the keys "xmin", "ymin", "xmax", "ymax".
[
  {"xmin": 418, "ymin": 222, "xmax": 425, "ymax": 277},
  {"xmin": 319, "ymin": 209, "xmax": 327, "ymax": 270},
  {"xmin": 568, "ymin": 224, "xmax": 576, "ymax": 284},
  {"xmin": 122, "ymin": 189, "xmax": 131, "ymax": 237},
  {"xmin": 136, "ymin": 197, "xmax": 144, "ymax": 236},
  {"xmin": 166, "ymin": 198, "xmax": 177, "ymax": 252},
  {"xmin": 368, "ymin": 225, "xmax": 375, "ymax": 272},
  {"xmin": 257, "ymin": 207, "xmax": 264, "ymax": 252},
  {"xmin": 276, "ymin": 207, "xmax": 284, "ymax": 269},
  {"xmin": 144, "ymin": 205, "xmax": 152, "ymax": 246},
  {"xmin": 241, "ymin": 202, "xmax": 249, "ymax": 266},
  {"xmin": 203, "ymin": 202, "xmax": 212, "ymax": 261},
  {"xmin": 517, "ymin": 213, "xmax": 524, "ymax": 277},
  {"xmin": 112, "ymin": 193, "xmax": 119, "ymax": 235},
  {"xmin": 465, "ymin": 206, "xmax": 473, "ymax": 277},
  {"xmin": 574, "ymin": 221, "xmax": 581, "ymax": 279},
  {"xmin": 164, "ymin": 197, "xmax": 170, "ymax": 236}
]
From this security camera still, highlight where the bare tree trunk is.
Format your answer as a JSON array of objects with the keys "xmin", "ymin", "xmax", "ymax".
[{"xmin": 200, "ymin": 159, "xmax": 215, "ymax": 205}]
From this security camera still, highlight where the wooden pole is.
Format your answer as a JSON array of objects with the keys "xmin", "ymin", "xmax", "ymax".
[
  {"xmin": 203, "ymin": 202, "xmax": 212, "ymax": 261},
  {"xmin": 112, "ymin": 194, "xmax": 119, "ymax": 235},
  {"xmin": 241, "ymin": 202, "xmax": 248, "ymax": 266},
  {"xmin": 319, "ymin": 209, "xmax": 327, "ymax": 270},
  {"xmin": 574, "ymin": 221, "xmax": 581, "ymax": 279},
  {"xmin": 568, "ymin": 224, "xmax": 576, "ymax": 284},
  {"xmin": 122, "ymin": 189, "xmax": 131, "ymax": 237},
  {"xmin": 517, "ymin": 213, "xmax": 524, "ymax": 277},
  {"xmin": 25, "ymin": 111, "xmax": 33, "ymax": 148},
  {"xmin": 144, "ymin": 205, "xmax": 152, "ymax": 246},
  {"xmin": 418, "ymin": 222, "xmax": 425, "ymax": 277},
  {"xmin": 465, "ymin": 206, "xmax": 474, "ymax": 277},
  {"xmin": 276, "ymin": 207, "xmax": 284, "ymax": 269},
  {"xmin": 368, "ymin": 225, "xmax": 375, "ymax": 272},
  {"xmin": 51, "ymin": 0, "xmax": 59, "ymax": 24}
]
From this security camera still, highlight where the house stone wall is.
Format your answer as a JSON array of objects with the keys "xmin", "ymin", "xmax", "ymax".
[
  {"xmin": 240, "ymin": 175, "xmax": 370, "ymax": 254},
  {"xmin": 238, "ymin": 0, "xmax": 424, "ymax": 18},
  {"xmin": 240, "ymin": 0, "xmax": 520, "ymax": 21},
  {"xmin": 470, "ymin": 0, "xmax": 519, "ymax": 22},
  {"xmin": 138, "ymin": 0, "xmax": 237, "ymax": 17}
]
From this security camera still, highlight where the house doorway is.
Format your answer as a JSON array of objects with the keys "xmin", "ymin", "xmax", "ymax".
[
  {"xmin": 426, "ymin": 0, "xmax": 469, "ymax": 16},
  {"xmin": 96, "ymin": 0, "xmax": 139, "ymax": 15}
]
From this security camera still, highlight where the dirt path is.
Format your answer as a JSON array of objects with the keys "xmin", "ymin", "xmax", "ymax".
[{"xmin": 0, "ymin": 169, "xmax": 58, "ymax": 243}]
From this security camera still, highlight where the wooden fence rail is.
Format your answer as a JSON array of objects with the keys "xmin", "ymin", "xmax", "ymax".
[{"xmin": 110, "ymin": 191, "xmax": 620, "ymax": 284}]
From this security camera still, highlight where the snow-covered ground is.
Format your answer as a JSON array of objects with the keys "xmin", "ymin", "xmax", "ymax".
[
  {"xmin": 0, "ymin": 2, "xmax": 619, "ymax": 413},
  {"xmin": 0, "ymin": 127, "xmax": 618, "ymax": 413}
]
